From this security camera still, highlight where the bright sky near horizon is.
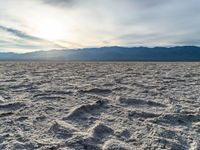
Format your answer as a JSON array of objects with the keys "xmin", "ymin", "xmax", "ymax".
[{"xmin": 0, "ymin": 0, "xmax": 200, "ymax": 52}]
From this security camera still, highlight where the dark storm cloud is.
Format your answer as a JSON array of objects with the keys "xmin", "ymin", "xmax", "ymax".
[{"xmin": 0, "ymin": 25, "xmax": 42, "ymax": 41}]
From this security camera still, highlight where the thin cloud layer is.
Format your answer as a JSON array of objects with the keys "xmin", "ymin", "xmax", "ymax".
[
  {"xmin": 0, "ymin": 25, "xmax": 65, "ymax": 52},
  {"xmin": 0, "ymin": 25, "xmax": 43, "ymax": 41},
  {"xmin": 42, "ymin": 0, "xmax": 167, "ymax": 8},
  {"xmin": 43, "ymin": 0, "xmax": 78, "ymax": 7},
  {"xmin": 0, "ymin": 0, "xmax": 200, "ymax": 52}
]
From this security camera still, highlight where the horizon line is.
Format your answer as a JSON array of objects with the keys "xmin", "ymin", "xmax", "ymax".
[{"xmin": 1, "ymin": 45, "xmax": 200, "ymax": 54}]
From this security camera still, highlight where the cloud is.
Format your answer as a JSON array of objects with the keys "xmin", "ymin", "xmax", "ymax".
[
  {"xmin": 0, "ymin": 25, "xmax": 66, "ymax": 52},
  {"xmin": 0, "ymin": 25, "xmax": 44, "ymax": 41},
  {"xmin": 1, "ymin": 0, "xmax": 200, "ymax": 52},
  {"xmin": 42, "ymin": 0, "xmax": 168, "ymax": 8},
  {"xmin": 42, "ymin": 0, "xmax": 80, "ymax": 7},
  {"xmin": 132, "ymin": 0, "xmax": 169, "ymax": 8}
]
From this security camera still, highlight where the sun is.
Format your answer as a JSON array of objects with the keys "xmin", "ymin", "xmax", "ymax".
[{"xmin": 33, "ymin": 18, "xmax": 67, "ymax": 41}]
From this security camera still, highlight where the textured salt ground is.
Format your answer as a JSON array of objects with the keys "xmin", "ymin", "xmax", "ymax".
[{"xmin": 0, "ymin": 62, "xmax": 200, "ymax": 150}]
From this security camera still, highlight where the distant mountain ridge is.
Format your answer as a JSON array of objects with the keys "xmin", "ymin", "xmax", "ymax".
[{"xmin": 1, "ymin": 46, "xmax": 200, "ymax": 61}]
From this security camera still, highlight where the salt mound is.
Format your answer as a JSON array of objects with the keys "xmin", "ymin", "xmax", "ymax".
[
  {"xmin": 128, "ymin": 110, "xmax": 160, "ymax": 119},
  {"xmin": 49, "ymin": 120, "xmax": 78, "ymax": 139},
  {"xmin": 103, "ymin": 139, "xmax": 131, "ymax": 150},
  {"xmin": 65, "ymin": 99, "xmax": 107, "ymax": 120},
  {"xmin": 0, "ymin": 102, "xmax": 25, "ymax": 111},
  {"xmin": 66, "ymin": 134, "xmax": 101, "ymax": 150},
  {"xmin": 118, "ymin": 97, "xmax": 166, "ymax": 108},
  {"xmin": 0, "ymin": 96, "xmax": 4, "ymax": 103},
  {"xmin": 90, "ymin": 122, "xmax": 114, "ymax": 139},
  {"xmin": 153, "ymin": 113, "xmax": 200, "ymax": 126},
  {"xmin": 79, "ymin": 88, "xmax": 112, "ymax": 95}
]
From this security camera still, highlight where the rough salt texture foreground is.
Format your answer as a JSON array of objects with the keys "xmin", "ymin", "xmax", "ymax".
[{"xmin": 0, "ymin": 62, "xmax": 200, "ymax": 150}]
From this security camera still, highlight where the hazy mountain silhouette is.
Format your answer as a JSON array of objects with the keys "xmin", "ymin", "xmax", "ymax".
[{"xmin": 1, "ymin": 46, "xmax": 200, "ymax": 61}]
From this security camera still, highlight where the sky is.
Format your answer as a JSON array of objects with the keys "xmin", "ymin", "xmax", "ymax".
[{"xmin": 0, "ymin": 0, "xmax": 200, "ymax": 53}]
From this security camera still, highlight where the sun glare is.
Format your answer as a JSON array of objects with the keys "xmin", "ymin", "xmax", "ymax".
[{"xmin": 32, "ymin": 18, "xmax": 67, "ymax": 41}]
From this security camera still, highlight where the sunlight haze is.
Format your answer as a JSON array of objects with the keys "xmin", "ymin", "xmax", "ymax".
[{"xmin": 0, "ymin": 0, "xmax": 200, "ymax": 52}]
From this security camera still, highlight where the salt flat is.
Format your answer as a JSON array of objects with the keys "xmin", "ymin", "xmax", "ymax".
[{"xmin": 0, "ymin": 62, "xmax": 200, "ymax": 150}]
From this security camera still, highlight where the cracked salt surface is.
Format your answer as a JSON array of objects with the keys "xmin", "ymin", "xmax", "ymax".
[{"xmin": 0, "ymin": 62, "xmax": 200, "ymax": 149}]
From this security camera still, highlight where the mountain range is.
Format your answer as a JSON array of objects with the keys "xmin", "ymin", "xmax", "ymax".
[{"xmin": 1, "ymin": 46, "xmax": 200, "ymax": 61}]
